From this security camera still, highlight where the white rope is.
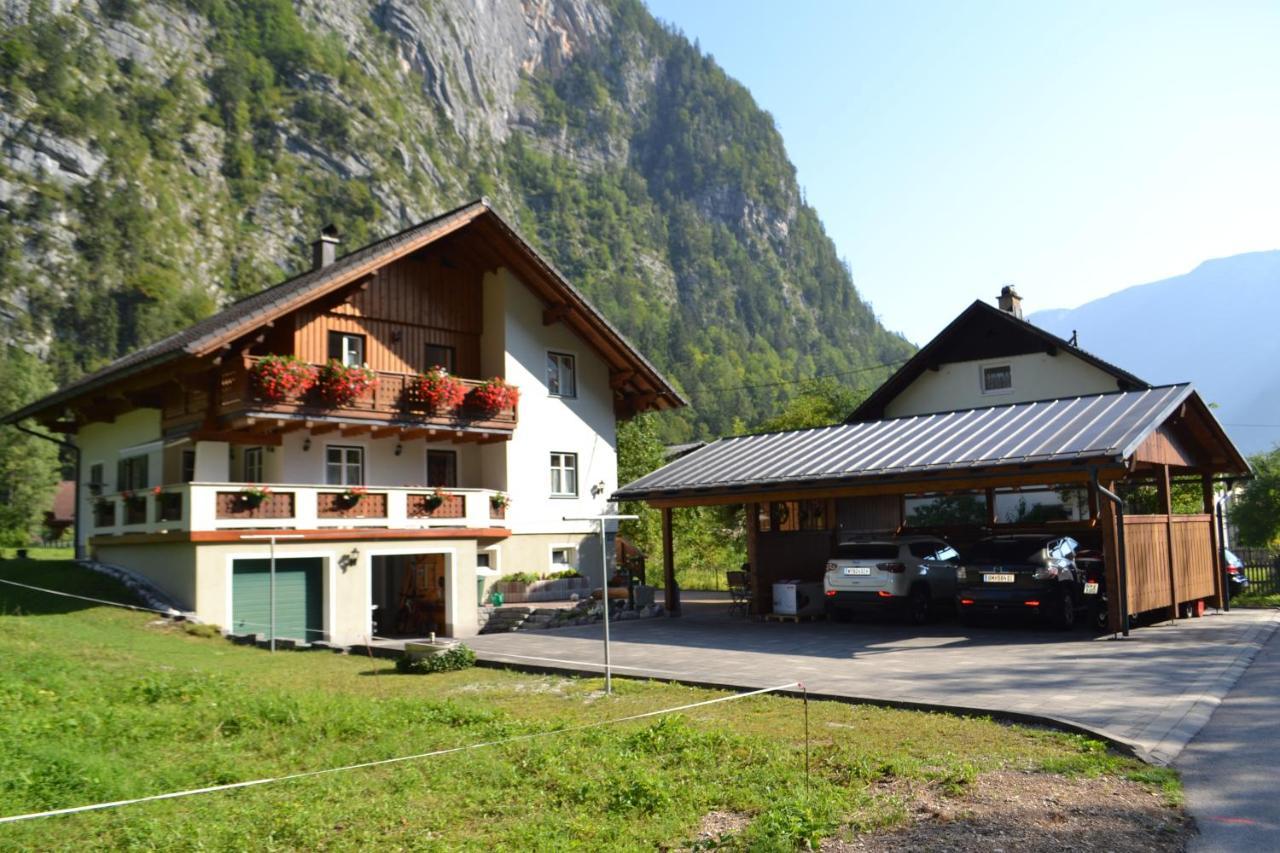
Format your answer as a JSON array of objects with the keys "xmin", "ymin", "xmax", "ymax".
[{"xmin": 0, "ymin": 681, "xmax": 799, "ymax": 824}]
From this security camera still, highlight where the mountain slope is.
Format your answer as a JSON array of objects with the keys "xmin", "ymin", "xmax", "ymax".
[
  {"xmin": 0, "ymin": 0, "xmax": 913, "ymax": 441},
  {"xmin": 1028, "ymin": 250, "xmax": 1280, "ymax": 455}
]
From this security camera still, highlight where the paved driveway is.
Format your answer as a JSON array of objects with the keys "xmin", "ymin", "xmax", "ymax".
[{"xmin": 468, "ymin": 597, "xmax": 1278, "ymax": 765}]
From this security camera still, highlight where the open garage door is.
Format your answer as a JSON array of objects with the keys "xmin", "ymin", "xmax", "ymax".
[{"xmin": 232, "ymin": 558, "xmax": 323, "ymax": 642}]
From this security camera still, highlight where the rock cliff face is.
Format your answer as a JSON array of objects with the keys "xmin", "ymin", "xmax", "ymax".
[{"xmin": 0, "ymin": 0, "xmax": 912, "ymax": 438}]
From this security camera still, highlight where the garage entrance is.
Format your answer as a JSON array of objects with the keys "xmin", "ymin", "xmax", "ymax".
[
  {"xmin": 372, "ymin": 554, "xmax": 446, "ymax": 637},
  {"xmin": 231, "ymin": 558, "xmax": 324, "ymax": 642}
]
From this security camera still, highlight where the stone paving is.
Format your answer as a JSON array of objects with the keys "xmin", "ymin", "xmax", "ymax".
[{"xmin": 466, "ymin": 594, "xmax": 1279, "ymax": 765}]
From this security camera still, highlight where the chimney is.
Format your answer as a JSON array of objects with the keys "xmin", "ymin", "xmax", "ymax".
[
  {"xmin": 997, "ymin": 284, "xmax": 1023, "ymax": 320},
  {"xmin": 311, "ymin": 224, "xmax": 340, "ymax": 270}
]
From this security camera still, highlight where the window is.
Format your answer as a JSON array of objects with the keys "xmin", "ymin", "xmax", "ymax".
[
  {"xmin": 116, "ymin": 455, "xmax": 149, "ymax": 491},
  {"xmin": 549, "ymin": 452, "xmax": 578, "ymax": 497},
  {"xmin": 243, "ymin": 447, "xmax": 264, "ymax": 483},
  {"xmin": 325, "ymin": 446, "xmax": 364, "ymax": 486},
  {"xmin": 426, "ymin": 450, "xmax": 458, "ymax": 488},
  {"xmin": 994, "ymin": 486, "xmax": 1090, "ymax": 523},
  {"xmin": 981, "ymin": 364, "xmax": 1012, "ymax": 395},
  {"xmin": 551, "ymin": 548, "xmax": 576, "ymax": 569},
  {"xmin": 88, "ymin": 462, "xmax": 105, "ymax": 494},
  {"xmin": 909, "ymin": 542, "xmax": 960, "ymax": 563},
  {"xmin": 904, "ymin": 493, "xmax": 987, "ymax": 527},
  {"xmin": 476, "ymin": 552, "xmax": 491, "ymax": 570},
  {"xmin": 327, "ymin": 331, "xmax": 366, "ymax": 367},
  {"xmin": 180, "ymin": 450, "xmax": 196, "ymax": 483},
  {"xmin": 768, "ymin": 500, "xmax": 826, "ymax": 532},
  {"xmin": 546, "ymin": 351, "xmax": 576, "ymax": 397},
  {"xmin": 425, "ymin": 344, "xmax": 456, "ymax": 373}
]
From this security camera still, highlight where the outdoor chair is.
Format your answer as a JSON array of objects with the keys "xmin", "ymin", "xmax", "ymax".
[{"xmin": 726, "ymin": 569, "xmax": 752, "ymax": 617}]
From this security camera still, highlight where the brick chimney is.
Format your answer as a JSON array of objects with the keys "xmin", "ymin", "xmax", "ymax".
[
  {"xmin": 997, "ymin": 284, "xmax": 1023, "ymax": 320},
  {"xmin": 311, "ymin": 224, "xmax": 340, "ymax": 270}
]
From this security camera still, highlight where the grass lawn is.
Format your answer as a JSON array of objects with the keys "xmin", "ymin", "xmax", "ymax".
[
  {"xmin": 0, "ymin": 560, "xmax": 1181, "ymax": 851},
  {"xmin": 1232, "ymin": 591, "xmax": 1280, "ymax": 608}
]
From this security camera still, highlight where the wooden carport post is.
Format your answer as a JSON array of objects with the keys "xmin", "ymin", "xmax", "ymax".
[
  {"xmin": 746, "ymin": 502, "xmax": 763, "ymax": 615},
  {"xmin": 1202, "ymin": 474, "xmax": 1225, "ymax": 610},
  {"xmin": 1157, "ymin": 464, "xmax": 1180, "ymax": 620},
  {"xmin": 1095, "ymin": 478, "xmax": 1124, "ymax": 634},
  {"xmin": 661, "ymin": 507, "xmax": 679, "ymax": 615}
]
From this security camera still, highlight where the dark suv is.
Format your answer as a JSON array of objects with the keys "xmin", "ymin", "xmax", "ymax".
[{"xmin": 955, "ymin": 535, "xmax": 1084, "ymax": 629}]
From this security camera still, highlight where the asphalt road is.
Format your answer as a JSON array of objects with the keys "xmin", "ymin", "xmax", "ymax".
[{"xmin": 1179, "ymin": 626, "xmax": 1280, "ymax": 852}]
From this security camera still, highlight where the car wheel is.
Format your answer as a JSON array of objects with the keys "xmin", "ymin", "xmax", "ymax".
[
  {"xmin": 1089, "ymin": 595, "xmax": 1109, "ymax": 632},
  {"xmin": 1052, "ymin": 591, "xmax": 1076, "ymax": 630},
  {"xmin": 908, "ymin": 586, "xmax": 931, "ymax": 625}
]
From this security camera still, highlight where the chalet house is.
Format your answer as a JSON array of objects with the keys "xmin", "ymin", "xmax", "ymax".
[
  {"xmin": 4, "ymin": 200, "xmax": 683, "ymax": 645},
  {"xmin": 617, "ymin": 286, "xmax": 1249, "ymax": 633}
]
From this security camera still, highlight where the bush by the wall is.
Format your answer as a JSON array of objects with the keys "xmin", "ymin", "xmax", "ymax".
[{"xmin": 395, "ymin": 644, "xmax": 476, "ymax": 674}]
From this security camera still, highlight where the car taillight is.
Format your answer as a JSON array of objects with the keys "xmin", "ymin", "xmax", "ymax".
[
  {"xmin": 877, "ymin": 562, "xmax": 906, "ymax": 573},
  {"xmin": 825, "ymin": 589, "xmax": 836, "ymax": 597},
  {"xmin": 1227, "ymin": 566, "xmax": 1240, "ymax": 575},
  {"xmin": 877, "ymin": 590, "xmax": 893, "ymax": 598},
  {"xmin": 960, "ymin": 598, "xmax": 974, "ymax": 606},
  {"xmin": 1024, "ymin": 600, "xmax": 1040, "ymax": 607}
]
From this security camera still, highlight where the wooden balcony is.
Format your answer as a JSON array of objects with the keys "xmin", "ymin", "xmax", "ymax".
[
  {"xmin": 164, "ymin": 357, "xmax": 519, "ymax": 435},
  {"xmin": 88, "ymin": 483, "xmax": 509, "ymax": 538}
]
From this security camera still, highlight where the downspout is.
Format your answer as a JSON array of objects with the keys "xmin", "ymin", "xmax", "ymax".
[
  {"xmin": 11, "ymin": 424, "xmax": 83, "ymax": 561},
  {"xmin": 1092, "ymin": 468, "xmax": 1130, "ymax": 638}
]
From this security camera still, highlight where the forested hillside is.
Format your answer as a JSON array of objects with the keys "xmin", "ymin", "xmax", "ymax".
[{"xmin": 0, "ymin": 0, "xmax": 911, "ymax": 448}]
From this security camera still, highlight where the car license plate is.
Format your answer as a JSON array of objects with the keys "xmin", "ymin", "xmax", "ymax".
[
  {"xmin": 1083, "ymin": 582, "xmax": 1099, "ymax": 595},
  {"xmin": 983, "ymin": 573, "xmax": 1015, "ymax": 583},
  {"xmin": 843, "ymin": 566, "xmax": 871, "ymax": 576}
]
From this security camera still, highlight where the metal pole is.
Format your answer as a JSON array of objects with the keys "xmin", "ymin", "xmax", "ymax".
[
  {"xmin": 269, "ymin": 535, "xmax": 276, "ymax": 653},
  {"xmin": 600, "ymin": 518, "xmax": 611, "ymax": 694}
]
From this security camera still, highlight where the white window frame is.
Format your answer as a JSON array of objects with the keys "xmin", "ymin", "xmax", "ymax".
[
  {"xmin": 980, "ymin": 362, "xmax": 1013, "ymax": 396},
  {"xmin": 546, "ymin": 351, "xmax": 577, "ymax": 398},
  {"xmin": 549, "ymin": 545, "xmax": 577, "ymax": 571},
  {"xmin": 325, "ymin": 445, "xmax": 365, "ymax": 486},
  {"xmin": 549, "ymin": 452, "xmax": 578, "ymax": 497},
  {"xmin": 243, "ymin": 447, "xmax": 264, "ymax": 483},
  {"xmin": 329, "ymin": 331, "xmax": 366, "ymax": 367}
]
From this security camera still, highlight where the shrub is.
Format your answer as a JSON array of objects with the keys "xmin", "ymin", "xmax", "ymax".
[
  {"xmin": 315, "ymin": 360, "xmax": 378, "ymax": 406},
  {"xmin": 249, "ymin": 355, "xmax": 315, "ymax": 403},
  {"xmin": 547, "ymin": 569, "xmax": 582, "ymax": 580},
  {"xmin": 410, "ymin": 366, "xmax": 467, "ymax": 413},
  {"xmin": 466, "ymin": 378, "xmax": 519, "ymax": 417},
  {"xmin": 498, "ymin": 571, "xmax": 539, "ymax": 585},
  {"xmin": 394, "ymin": 644, "xmax": 476, "ymax": 674}
]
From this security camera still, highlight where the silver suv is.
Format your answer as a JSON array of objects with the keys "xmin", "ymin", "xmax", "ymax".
[{"xmin": 823, "ymin": 536, "xmax": 961, "ymax": 624}]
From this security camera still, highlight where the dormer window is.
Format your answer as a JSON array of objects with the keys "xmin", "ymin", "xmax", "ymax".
[{"xmin": 981, "ymin": 364, "xmax": 1012, "ymax": 395}]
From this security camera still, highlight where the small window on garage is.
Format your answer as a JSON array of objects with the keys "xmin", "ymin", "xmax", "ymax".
[
  {"xmin": 904, "ymin": 493, "xmax": 987, "ymax": 527},
  {"xmin": 981, "ymin": 364, "xmax": 1012, "ymax": 395},
  {"xmin": 994, "ymin": 486, "xmax": 1090, "ymax": 524},
  {"xmin": 798, "ymin": 500, "xmax": 827, "ymax": 530},
  {"xmin": 551, "ymin": 547, "xmax": 576, "ymax": 570},
  {"xmin": 770, "ymin": 501, "xmax": 801, "ymax": 532}
]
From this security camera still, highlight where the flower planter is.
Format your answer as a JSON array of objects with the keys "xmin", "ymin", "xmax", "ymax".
[
  {"xmin": 216, "ymin": 491, "xmax": 296, "ymax": 519},
  {"xmin": 318, "ymin": 491, "xmax": 387, "ymax": 519},
  {"xmin": 495, "ymin": 577, "xmax": 589, "ymax": 603},
  {"xmin": 407, "ymin": 492, "xmax": 464, "ymax": 519}
]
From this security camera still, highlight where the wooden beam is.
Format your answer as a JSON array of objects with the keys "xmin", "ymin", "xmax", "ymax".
[
  {"xmin": 662, "ymin": 507, "xmax": 678, "ymax": 615},
  {"xmin": 1202, "ymin": 474, "xmax": 1225, "ymax": 611},
  {"xmin": 189, "ymin": 429, "xmax": 282, "ymax": 446},
  {"xmin": 542, "ymin": 303, "xmax": 572, "ymax": 326},
  {"xmin": 339, "ymin": 424, "xmax": 372, "ymax": 436},
  {"xmin": 1158, "ymin": 464, "xmax": 1180, "ymax": 620},
  {"xmin": 1096, "ymin": 479, "xmax": 1124, "ymax": 633},
  {"xmin": 398, "ymin": 429, "xmax": 428, "ymax": 441},
  {"xmin": 371, "ymin": 426, "xmax": 402, "ymax": 439},
  {"xmin": 746, "ymin": 502, "xmax": 763, "ymax": 615},
  {"xmin": 310, "ymin": 423, "xmax": 340, "ymax": 436},
  {"xmin": 609, "ymin": 370, "xmax": 636, "ymax": 390}
]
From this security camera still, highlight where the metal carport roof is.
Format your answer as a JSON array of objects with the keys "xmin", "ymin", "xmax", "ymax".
[{"xmin": 616, "ymin": 384, "xmax": 1242, "ymax": 501}]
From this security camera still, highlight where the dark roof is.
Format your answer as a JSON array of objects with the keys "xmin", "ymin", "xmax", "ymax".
[
  {"xmin": 846, "ymin": 300, "xmax": 1149, "ymax": 422},
  {"xmin": 615, "ymin": 384, "xmax": 1244, "ymax": 501},
  {"xmin": 5, "ymin": 199, "xmax": 684, "ymax": 424}
]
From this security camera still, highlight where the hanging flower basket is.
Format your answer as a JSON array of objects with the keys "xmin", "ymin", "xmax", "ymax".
[
  {"xmin": 239, "ymin": 485, "xmax": 272, "ymax": 508},
  {"xmin": 250, "ymin": 355, "xmax": 316, "ymax": 403},
  {"xmin": 410, "ymin": 366, "xmax": 467, "ymax": 413},
  {"xmin": 424, "ymin": 487, "xmax": 450, "ymax": 511},
  {"xmin": 465, "ymin": 378, "xmax": 519, "ymax": 418},
  {"xmin": 315, "ymin": 360, "xmax": 378, "ymax": 407},
  {"xmin": 338, "ymin": 485, "xmax": 368, "ymax": 507},
  {"xmin": 490, "ymin": 492, "xmax": 509, "ymax": 510}
]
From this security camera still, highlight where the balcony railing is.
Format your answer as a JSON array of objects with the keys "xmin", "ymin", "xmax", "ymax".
[
  {"xmin": 88, "ymin": 483, "xmax": 509, "ymax": 537},
  {"xmin": 213, "ymin": 357, "xmax": 518, "ymax": 432}
]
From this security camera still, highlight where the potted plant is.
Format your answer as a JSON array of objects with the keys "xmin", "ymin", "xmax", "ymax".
[
  {"xmin": 490, "ymin": 491, "xmax": 509, "ymax": 516},
  {"xmin": 465, "ymin": 377, "xmax": 519, "ymax": 418},
  {"xmin": 338, "ymin": 485, "xmax": 368, "ymax": 508},
  {"xmin": 315, "ymin": 360, "xmax": 378, "ymax": 407},
  {"xmin": 410, "ymin": 366, "xmax": 467, "ymax": 413},
  {"xmin": 249, "ymin": 355, "xmax": 316, "ymax": 403},
  {"xmin": 238, "ymin": 485, "xmax": 272, "ymax": 509},
  {"xmin": 423, "ymin": 487, "xmax": 450, "ymax": 512}
]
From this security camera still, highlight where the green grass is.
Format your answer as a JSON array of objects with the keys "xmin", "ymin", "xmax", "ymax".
[
  {"xmin": 1232, "ymin": 591, "xmax": 1280, "ymax": 608},
  {"xmin": 0, "ymin": 546, "xmax": 74, "ymax": 561},
  {"xmin": 0, "ymin": 560, "xmax": 1176, "ymax": 850}
]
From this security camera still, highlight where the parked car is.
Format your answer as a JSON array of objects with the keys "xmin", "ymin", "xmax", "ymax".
[
  {"xmin": 955, "ymin": 535, "xmax": 1084, "ymax": 629},
  {"xmin": 1222, "ymin": 549, "xmax": 1252, "ymax": 600},
  {"xmin": 823, "ymin": 536, "xmax": 960, "ymax": 624},
  {"xmin": 1074, "ymin": 548, "xmax": 1109, "ymax": 632}
]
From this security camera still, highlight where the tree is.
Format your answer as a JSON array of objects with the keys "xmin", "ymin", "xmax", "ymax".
[
  {"xmin": 616, "ymin": 412, "xmax": 666, "ymax": 560},
  {"xmin": 1230, "ymin": 447, "xmax": 1280, "ymax": 546},
  {"xmin": 757, "ymin": 377, "xmax": 867, "ymax": 433},
  {"xmin": 0, "ymin": 347, "xmax": 61, "ymax": 546}
]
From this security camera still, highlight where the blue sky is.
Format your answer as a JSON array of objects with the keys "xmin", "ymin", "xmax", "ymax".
[{"xmin": 643, "ymin": 0, "xmax": 1280, "ymax": 345}]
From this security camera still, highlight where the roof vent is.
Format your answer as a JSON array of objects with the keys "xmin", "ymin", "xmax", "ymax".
[
  {"xmin": 311, "ymin": 224, "xmax": 340, "ymax": 270},
  {"xmin": 997, "ymin": 284, "xmax": 1023, "ymax": 319}
]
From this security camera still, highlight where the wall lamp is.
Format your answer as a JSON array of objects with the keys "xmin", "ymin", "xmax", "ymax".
[
  {"xmin": 394, "ymin": 443, "xmax": 403, "ymax": 456},
  {"xmin": 302, "ymin": 438, "xmax": 311, "ymax": 452}
]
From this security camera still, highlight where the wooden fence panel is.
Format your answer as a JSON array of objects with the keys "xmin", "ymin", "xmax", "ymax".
[
  {"xmin": 1123, "ymin": 515, "xmax": 1172, "ymax": 614},
  {"xmin": 1172, "ymin": 515, "xmax": 1215, "ymax": 601}
]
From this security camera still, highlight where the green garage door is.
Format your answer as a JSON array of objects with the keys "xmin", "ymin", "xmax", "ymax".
[{"xmin": 232, "ymin": 558, "xmax": 323, "ymax": 642}]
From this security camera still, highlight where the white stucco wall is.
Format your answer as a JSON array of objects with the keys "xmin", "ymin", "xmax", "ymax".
[
  {"xmin": 884, "ymin": 352, "xmax": 1124, "ymax": 418},
  {"xmin": 77, "ymin": 409, "xmax": 163, "ymax": 550}
]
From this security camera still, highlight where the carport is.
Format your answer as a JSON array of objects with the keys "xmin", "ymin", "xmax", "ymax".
[{"xmin": 615, "ymin": 384, "xmax": 1250, "ymax": 632}]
